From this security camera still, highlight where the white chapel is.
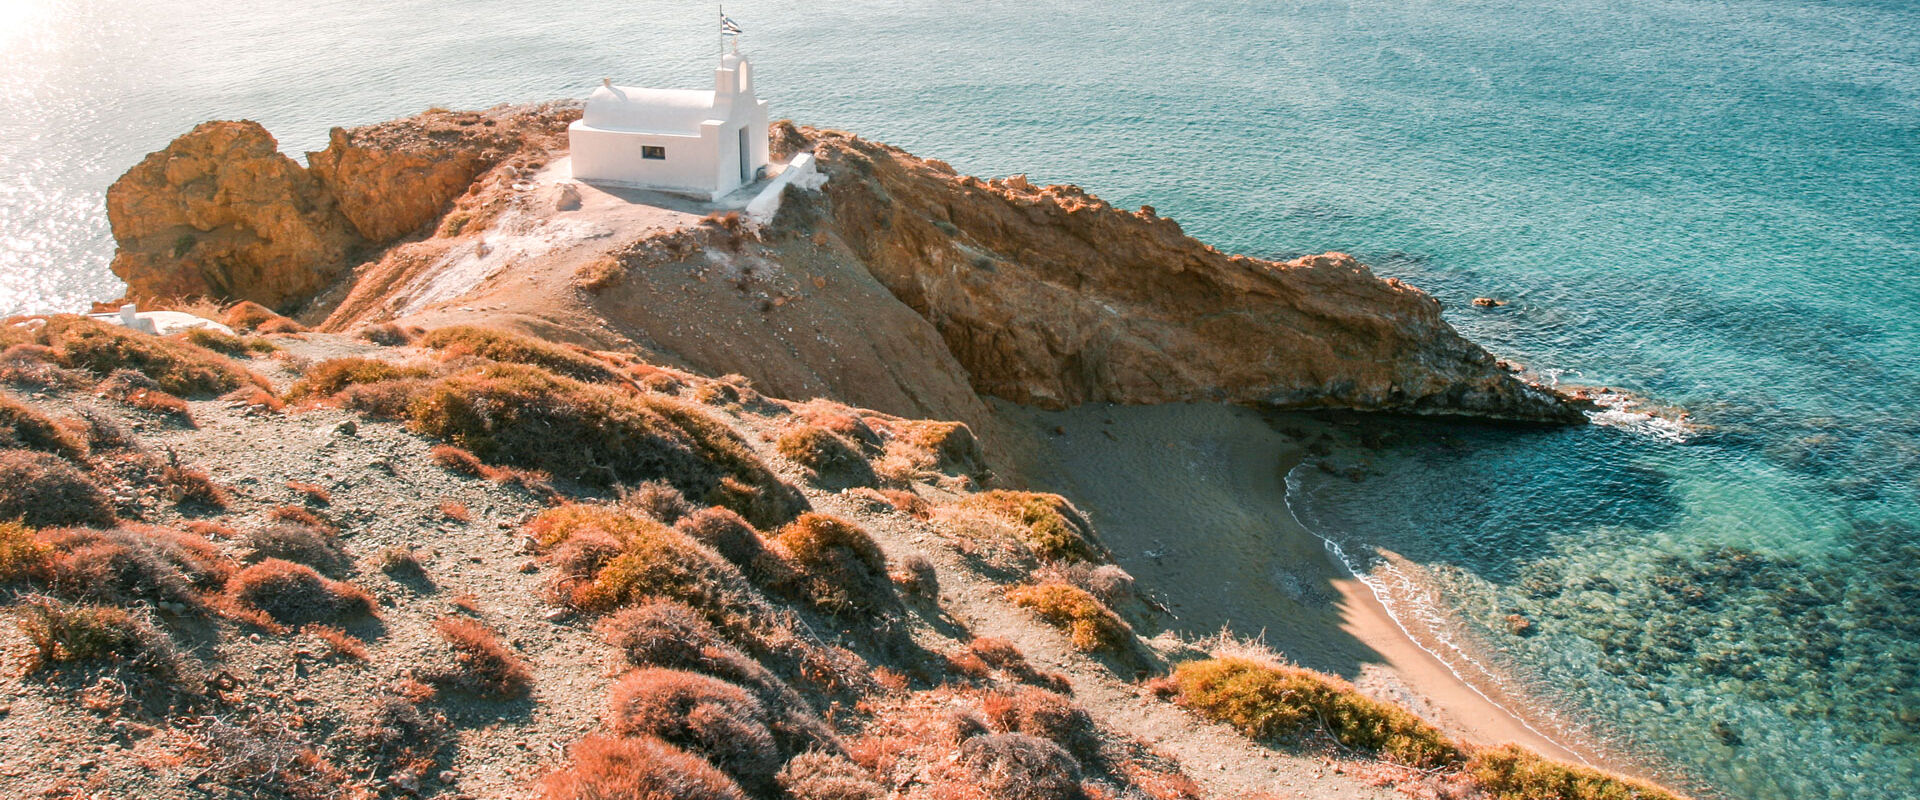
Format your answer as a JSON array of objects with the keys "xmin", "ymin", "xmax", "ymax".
[{"xmin": 568, "ymin": 51, "xmax": 771, "ymax": 200}]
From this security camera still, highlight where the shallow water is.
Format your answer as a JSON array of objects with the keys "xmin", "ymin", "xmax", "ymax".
[{"xmin": 4, "ymin": 0, "xmax": 1917, "ymax": 797}]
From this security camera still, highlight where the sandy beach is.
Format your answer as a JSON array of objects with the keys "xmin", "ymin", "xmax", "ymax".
[{"xmin": 987, "ymin": 401, "xmax": 1604, "ymax": 766}]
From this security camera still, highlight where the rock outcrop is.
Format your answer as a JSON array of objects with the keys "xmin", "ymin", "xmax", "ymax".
[
  {"xmin": 786, "ymin": 126, "xmax": 1581, "ymax": 422},
  {"xmin": 106, "ymin": 120, "xmax": 360, "ymax": 308},
  {"xmin": 107, "ymin": 104, "xmax": 579, "ymax": 311}
]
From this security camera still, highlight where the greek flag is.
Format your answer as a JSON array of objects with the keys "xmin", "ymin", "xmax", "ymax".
[{"xmin": 721, "ymin": 12, "xmax": 743, "ymax": 35}]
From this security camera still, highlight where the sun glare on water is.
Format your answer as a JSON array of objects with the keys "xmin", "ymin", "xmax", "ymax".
[{"xmin": 0, "ymin": 0, "xmax": 53, "ymax": 50}]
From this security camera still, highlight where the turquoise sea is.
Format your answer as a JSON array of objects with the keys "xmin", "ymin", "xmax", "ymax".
[{"xmin": 3, "ymin": 1, "xmax": 1916, "ymax": 797}]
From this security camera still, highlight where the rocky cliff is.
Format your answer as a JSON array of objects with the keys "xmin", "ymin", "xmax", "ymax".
[
  {"xmin": 103, "ymin": 108, "xmax": 1581, "ymax": 424},
  {"xmin": 786, "ymin": 125, "xmax": 1580, "ymax": 422},
  {"xmin": 107, "ymin": 104, "xmax": 579, "ymax": 310}
]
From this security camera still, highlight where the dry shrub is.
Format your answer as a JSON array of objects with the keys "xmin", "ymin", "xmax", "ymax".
[
  {"xmin": 0, "ymin": 343, "xmax": 89, "ymax": 389},
  {"xmin": 98, "ymin": 369, "xmax": 195, "ymax": 422},
  {"xmin": 268, "ymin": 504, "xmax": 333, "ymax": 531},
  {"xmin": 378, "ymin": 545, "xmax": 427, "ymax": 578},
  {"xmin": 1006, "ymin": 583, "xmax": 1132, "ymax": 655},
  {"xmin": 223, "ymin": 301, "xmax": 302, "ymax": 333},
  {"xmin": 34, "ymin": 314, "xmax": 262, "ymax": 396},
  {"xmin": 162, "ymin": 464, "xmax": 229, "ymax": 508},
  {"xmin": 547, "ymin": 528, "xmax": 623, "ymax": 585},
  {"xmin": 243, "ymin": 523, "xmax": 349, "ymax": 575},
  {"xmin": 285, "ymin": 480, "xmax": 331, "ymax": 505},
  {"xmin": 175, "ymin": 327, "xmax": 263, "ymax": 357},
  {"xmin": 430, "ymin": 616, "xmax": 532, "ymax": 698},
  {"xmin": 892, "ymin": 553, "xmax": 938, "ymax": 598},
  {"xmin": 403, "ymin": 363, "xmax": 803, "ymax": 525},
  {"xmin": 42, "ymin": 526, "xmax": 232, "ymax": 607},
  {"xmin": 607, "ymin": 668, "xmax": 780, "ymax": 790},
  {"xmin": 0, "ymin": 520, "xmax": 53, "ymax": 583},
  {"xmin": 574, "ymin": 256, "xmax": 626, "ymax": 294},
  {"xmin": 0, "ymin": 391, "xmax": 86, "ymax": 458},
  {"xmin": 438, "ymin": 499, "xmax": 472, "ymax": 523},
  {"xmin": 776, "ymin": 425, "xmax": 876, "ymax": 488},
  {"xmin": 1467, "ymin": 744, "xmax": 1683, "ymax": 800},
  {"xmin": 773, "ymin": 512, "xmax": 894, "ymax": 617},
  {"xmin": 222, "ymin": 385, "xmax": 285, "ymax": 411},
  {"xmin": 17, "ymin": 595, "xmax": 183, "ymax": 678},
  {"xmin": 356, "ymin": 322, "xmax": 416, "ymax": 346},
  {"xmin": 192, "ymin": 716, "xmax": 344, "ymax": 799},
  {"xmin": 777, "ymin": 751, "xmax": 885, "ymax": 800},
  {"xmin": 0, "ymin": 449, "xmax": 113, "ymax": 526},
  {"xmin": 538, "ymin": 734, "xmax": 746, "ymax": 800},
  {"xmin": 303, "ymin": 624, "xmax": 368, "ymax": 660},
  {"xmin": 957, "ymin": 733, "xmax": 1085, "ymax": 800},
  {"xmin": 1042, "ymin": 562, "xmax": 1136, "ymax": 607},
  {"xmin": 430, "ymin": 443, "xmax": 488, "ymax": 477},
  {"xmin": 185, "ymin": 519, "xmax": 238, "ymax": 539},
  {"xmin": 878, "ymin": 488, "xmax": 932, "ymax": 519},
  {"xmin": 967, "ymin": 638, "xmax": 1072, "ymax": 693},
  {"xmin": 419, "ymin": 325, "xmax": 617, "ymax": 383},
  {"xmin": 962, "ymin": 491, "xmax": 1104, "ymax": 563},
  {"xmin": 621, "ymin": 479, "xmax": 691, "ymax": 523},
  {"xmin": 227, "ymin": 559, "xmax": 375, "ymax": 626},
  {"xmin": 335, "ymin": 695, "xmax": 450, "ymax": 785},
  {"xmin": 286, "ymin": 356, "xmax": 435, "ymax": 400},
  {"xmin": 982, "ymin": 689, "xmax": 1099, "ymax": 760},
  {"xmin": 675, "ymin": 506, "xmax": 766, "ymax": 568},
  {"xmin": 1171, "ymin": 657, "xmax": 1459, "ymax": 769},
  {"xmin": 530, "ymin": 505, "xmax": 768, "ymax": 630}
]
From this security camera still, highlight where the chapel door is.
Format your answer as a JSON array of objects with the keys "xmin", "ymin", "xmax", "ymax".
[{"xmin": 738, "ymin": 128, "xmax": 752, "ymax": 184}]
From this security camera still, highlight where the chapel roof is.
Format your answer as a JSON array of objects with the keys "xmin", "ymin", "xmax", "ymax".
[{"xmin": 581, "ymin": 86, "xmax": 719, "ymax": 134}]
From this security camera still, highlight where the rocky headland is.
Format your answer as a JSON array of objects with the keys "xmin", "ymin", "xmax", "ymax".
[{"xmin": 0, "ymin": 107, "xmax": 1686, "ymax": 800}]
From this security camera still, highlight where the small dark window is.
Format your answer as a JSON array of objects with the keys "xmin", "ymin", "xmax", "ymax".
[{"xmin": 641, "ymin": 146, "xmax": 666, "ymax": 160}]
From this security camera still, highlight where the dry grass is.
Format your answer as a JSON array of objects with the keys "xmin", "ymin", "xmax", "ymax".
[
  {"xmin": 430, "ymin": 616, "xmax": 533, "ymax": 698},
  {"xmin": 982, "ymin": 689, "xmax": 1099, "ymax": 760},
  {"xmin": 0, "ymin": 449, "xmax": 114, "ymax": 527},
  {"xmin": 776, "ymin": 425, "xmax": 876, "ymax": 488},
  {"xmin": 177, "ymin": 327, "xmax": 276, "ymax": 357},
  {"xmin": 302, "ymin": 624, "xmax": 368, "ymax": 661},
  {"xmin": 438, "ymin": 499, "xmax": 472, "ymax": 523},
  {"xmin": 1170, "ymin": 657, "xmax": 1460, "ymax": 769},
  {"xmin": 532, "ymin": 505, "xmax": 768, "ymax": 631},
  {"xmin": 286, "ymin": 357, "xmax": 435, "ymax": 401},
  {"xmin": 1006, "ymin": 583, "xmax": 1132, "ymax": 655},
  {"xmin": 0, "ymin": 343, "xmax": 89, "ymax": 390},
  {"xmin": 620, "ymin": 479, "xmax": 691, "ymax": 523},
  {"xmin": 430, "ymin": 443, "xmax": 488, "ymax": 476},
  {"xmin": 606, "ymin": 667, "xmax": 780, "ymax": 790},
  {"xmin": 355, "ymin": 322, "xmax": 416, "ymax": 346},
  {"xmin": 267, "ymin": 504, "xmax": 333, "ymax": 531},
  {"xmin": 32, "ymin": 314, "xmax": 262, "ymax": 396},
  {"xmin": 538, "ymin": 734, "xmax": 747, "ymax": 800},
  {"xmin": 337, "ymin": 695, "xmax": 450, "ymax": 786},
  {"xmin": 1467, "ymin": 744, "xmax": 1684, "ymax": 800},
  {"xmin": 419, "ymin": 325, "xmax": 617, "ymax": 383},
  {"xmin": 573, "ymin": 256, "xmax": 626, "ymax": 294},
  {"xmin": 963, "ymin": 491, "xmax": 1104, "ymax": 563},
  {"xmin": 0, "ymin": 391, "xmax": 86, "ymax": 459},
  {"xmin": 227, "ymin": 559, "xmax": 376, "ymax": 627},
  {"xmin": 773, "ymin": 512, "xmax": 894, "ymax": 617},
  {"xmin": 222, "ymin": 301, "xmax": 302, "ymax": 333},
  {"xmin": 285, "ymin": 480, "xmax": 331, "ymax": 505},
  {"xmin": 674, "ymin": 507, "xmax": 768, "ymax": 569}
]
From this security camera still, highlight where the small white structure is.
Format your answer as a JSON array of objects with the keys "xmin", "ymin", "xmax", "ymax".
[{"xmin": 568, "ymin": 51, "xmax": 771, "ymax": 200}]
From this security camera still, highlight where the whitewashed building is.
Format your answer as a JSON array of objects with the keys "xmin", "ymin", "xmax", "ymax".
[{"xmin": 568, "ymin": 52, "xmax": 771, "ymax": 200}]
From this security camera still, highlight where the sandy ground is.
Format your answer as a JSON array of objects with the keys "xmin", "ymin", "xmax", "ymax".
[{"xmin": 986, "ymin": 401, "xmax": 1597, "ymax": 766}]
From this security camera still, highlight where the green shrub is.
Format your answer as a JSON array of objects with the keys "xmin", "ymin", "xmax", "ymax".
[
  {"xmin": 0, "ymin": 392, "xmax": 85, "ymax": 459},
  {"xmin": 36, "ymin": 315, "xmax": 261, "ymax": 396},
  {"xmin": 1171, "ymin": 657, "xmax": 1460, "ymax": 769},
  {"xmin": 420, "ymin": 325, "xmax": 617, "ymax": 383},
  {"xmin": 963, "ymin": 491, "xmax": 1104, "ymax": 563},
  {"xmin": 17, "ymin": 596, "xmax": 181, "ymax": 679},
  {"xmin": 1468, "ymin": 744, "xmax": 1684, "ymax": 800},
  {"xmin": 1006, "ymin": 583, "xmax": 1131, "ymax": 655}
]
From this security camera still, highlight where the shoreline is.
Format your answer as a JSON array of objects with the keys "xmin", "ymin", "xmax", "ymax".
[{"xmin": 988, "ymin": 400, "xmax": 1659, "ymax": 783}]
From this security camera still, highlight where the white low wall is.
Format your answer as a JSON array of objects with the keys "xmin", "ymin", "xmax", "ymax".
[{"xmin": 744, "ymin": 152, "xmax": 824, "ymax": 226}]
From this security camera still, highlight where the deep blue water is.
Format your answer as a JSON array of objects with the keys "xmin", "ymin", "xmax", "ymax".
[{"xmin": 3, "ymin": 1, "xmax": 1917, "ymax": 797}]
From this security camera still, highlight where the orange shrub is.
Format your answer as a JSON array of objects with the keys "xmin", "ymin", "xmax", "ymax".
[
  {"xmin": 0, "ymin": 391, "xmax": 85, "ymax": 459},
  {"xmin": 674, "ymin": 506, "xmax": 766, "ymax": 567},
  {"xmin": 303, "ymin": 624, "xmax": 368, "ymax": 661},
  {"xmin": 430, "ymin": 616, "xmax": 531, "ymax": 698},
  {"xmin": 429, "ymin": 444, "xmax": 489, "ymax": 477},
  {"xmin": 1467, "ymin": 744, "xmax": 1684, "ymax": 800},
  {"xmin": 1006, "ymin": 583, "xmax": 1130, "ymax": 654},
  {"xmin": 43, "ymin": 526, "xmax": 233, "ymax": 607},
  {"xmin": 538, "ymin": 734, "xmax": 746, "ymax": 800},
  {"xmin": 227, "ymin": 559, "xmax": 375, "ymax": 626},
  {"xmin": 773, "ymin": 512, "xmax": 892, "ymax": 617},
  {"xmin": 0, "ymin": 521, "xmax": 52, "ymax": 583},
  {"xmin": 285, "ymin": 481, "xmax": 331, "ymax": 504},
  {"xmin": 775, "ymin": 425, "xmax": 875, "ymax": 488},
  {"xmin": 957, "ymin": 733, "xmax": 1084, "ymax": 800},
  {"xmin": 1171, "ymin": 657, "xmax": 1459, "ymax": 769},
  {"xmin": 419, "ymin": 325, "xmax": 617, "ymax": 383},
  {"xmin": 963, "ymin": 491, "xmax": 1105, "ymax": 563},
  {"xmin": 242, "ymin": 523, "xmax": 348, "ymax": 575},
  {"xmin": 982, "ymin": 688, "xmax": 1098, "ymax": 760},
  {"xmin": 223, "ymin": 301, "xmax": 301, "ymax": 333},
  {"xmin": 286, "ymin": 357, "xmax": 434, "ymax": 400},
  {"xmin": 162, "ymin": 464, "xmax": 228, "ymax": 508},
  {"xmin": 35, "ymin": 314, "xmax": 262, "ymax": 396}
]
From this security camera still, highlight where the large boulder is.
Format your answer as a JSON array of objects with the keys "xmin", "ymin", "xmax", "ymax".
[{"xmin": 106, "ymin": 120, "xmax": 361, "ymax": 308}]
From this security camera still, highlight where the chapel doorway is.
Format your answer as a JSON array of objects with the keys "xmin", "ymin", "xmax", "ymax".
[{"xmin": 738, "ymin": 128, "xmax": 752, "ymax": 184}]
